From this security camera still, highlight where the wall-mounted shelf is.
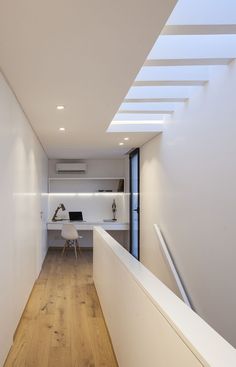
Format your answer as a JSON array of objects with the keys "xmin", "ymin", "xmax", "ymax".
[{"xmin": 48, "ymin": 177, "xmax": 125, "ymax": 193}]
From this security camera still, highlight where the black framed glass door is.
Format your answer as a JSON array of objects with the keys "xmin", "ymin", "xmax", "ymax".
[{"xmin": 129, "ymin": 148, "xmax": 140, "ymax": 260}]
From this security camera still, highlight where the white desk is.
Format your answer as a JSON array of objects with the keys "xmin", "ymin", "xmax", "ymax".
[
  {"xmin": 47, "ymin": 220, "xmax": 129, "ymax": 249},
  {"xmin": 47, "ymin": 220, "xmax": 129, "ymax": 231}
]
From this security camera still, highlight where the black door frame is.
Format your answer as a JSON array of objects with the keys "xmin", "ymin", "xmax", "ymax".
[{"xmin": 129, "ymin": 148, "xmax": 140, "ymax": 260}]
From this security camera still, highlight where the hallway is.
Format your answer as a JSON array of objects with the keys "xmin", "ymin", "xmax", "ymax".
[{"xmin": 4, "ymin": 249, "xmax": 117, "ymax": 367}]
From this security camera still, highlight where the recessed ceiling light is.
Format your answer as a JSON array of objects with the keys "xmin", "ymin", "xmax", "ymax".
[
  {"xmin": 59, "ymin": 127, "xmax": 65, "ymax": 131},
  {"xmin": 124, "ymin": 137, "xmax": 129, "ymax": 141},
  {"xmin": 119, "ymin": 142, "xmax": 124, "ymax": 146},
  {"xmin": 57, "ymin": 105, "xmax": 65, "ymax": 110}
]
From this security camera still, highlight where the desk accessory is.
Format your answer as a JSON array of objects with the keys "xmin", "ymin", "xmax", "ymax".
[
  {"xmin": 52, "ymin": 203, "xmax": 66, "ymax": 221},
  {"xmin": 112, "ymin": 199, "xmax": 117, "ymax": 221}
]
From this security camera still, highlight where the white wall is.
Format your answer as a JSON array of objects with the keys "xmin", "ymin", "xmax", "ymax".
[
  {"xmin": 48, "ymin": 194, "xmax": 128, "ymax": 222},
  {"xmin": 0, "ymin": 72, "xmax": 48, "ymax": 366},
  {"xmin": 140, "ymin": 60, "xmax": 236, "ymax": 347},
  {"xmin": 48, "ymin": 158, "xmax": 125, "ymax": 179}
]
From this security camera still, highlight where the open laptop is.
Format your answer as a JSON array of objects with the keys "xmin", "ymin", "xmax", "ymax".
[{"xmin": 69, "ymin": 211, "xmax": 84, "ymax": 221}]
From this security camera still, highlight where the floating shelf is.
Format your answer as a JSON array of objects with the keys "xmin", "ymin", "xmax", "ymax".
[{"xmin": 48, "ymin": 177, "xmax": 125, "ymax": 193}]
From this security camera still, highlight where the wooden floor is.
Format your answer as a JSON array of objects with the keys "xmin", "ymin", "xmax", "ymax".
[{"xmin": 4, "ymin": 249, "xmax": 118, "ymax": 367}]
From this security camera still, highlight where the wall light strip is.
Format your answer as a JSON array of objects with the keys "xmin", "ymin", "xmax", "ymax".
[{"xmin": 48, "ymin": 192, "xmax": 128, "ymax": 196}]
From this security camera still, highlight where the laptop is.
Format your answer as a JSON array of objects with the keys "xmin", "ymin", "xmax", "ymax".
[{"xmin": 69, "ymin": 211, "xmax": 84, "ymax": 221}]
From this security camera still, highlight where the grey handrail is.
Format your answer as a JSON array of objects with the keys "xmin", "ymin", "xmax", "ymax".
[{"xmin": 154, "ymin": 224, "xmax": 193, "ymax": 309}]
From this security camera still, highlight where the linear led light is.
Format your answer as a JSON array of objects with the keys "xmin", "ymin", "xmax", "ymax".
[{"xmin": 48, "ymin": 192, "xmax": 127, "ymax": 196}]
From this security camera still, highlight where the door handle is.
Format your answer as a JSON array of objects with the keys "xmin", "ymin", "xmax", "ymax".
[{"xmin": 133, "ymin": 207, "xmax": 139, "ymax": 213}]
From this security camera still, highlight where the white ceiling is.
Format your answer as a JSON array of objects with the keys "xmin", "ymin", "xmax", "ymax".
[{"xmin": 0, "ymin": 0, "xmax": 177, "ymax": 158}]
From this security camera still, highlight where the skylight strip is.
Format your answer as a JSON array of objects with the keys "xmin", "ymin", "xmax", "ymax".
[
  {"xmin": 118, "ymin": 110, "xmax": 173, "ymax": 115},
  {"xmin": 126, "ymin": 86, "xmax": 191, "ymax": 99},
  {"xmin": 113, "ymin": 113, "xmax": 164, "ymax": 121},
  {"xmin": 166, "ymin": 0, "xmax": 236, "ymax": 25},
  {"xmin": 120, "ymin": 102, "xmax": 175, "ymax": 110},
  {"xmin": 107, "ymin": 120, "xmax": 164, "ymax": 133},
  {"xmin": 148, "ymin": 35, "xmax": 236, "ymax": 60},
  {"xmin": 111, "ymin": 120, "xmax": 164, "ymax": 125},
  {"xmin": 136, "ymin": 66, "xmax": 209, "ymax": 81},
  {"xmin": 124, "ymin": 98, "xmax": 188, "ymax": 103},
  {"xmin": 133, "ymin": 80, "xmax": 207, "ymax": 86}
]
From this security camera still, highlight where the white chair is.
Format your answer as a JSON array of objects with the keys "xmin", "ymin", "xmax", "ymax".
[{"xmin": 61, "ymin": 224, "xmax": 82, "ymax": 260}]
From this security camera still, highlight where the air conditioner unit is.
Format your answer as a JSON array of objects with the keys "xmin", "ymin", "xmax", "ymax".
[{"xmin": 56, "ymin": 163, "xmax": 87, "ymax": 173}]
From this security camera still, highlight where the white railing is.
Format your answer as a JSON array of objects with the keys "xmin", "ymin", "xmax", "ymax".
[
  {"xmin": 93, "ymin": 226, "xmax": 236, "ymax": 367},
  {"xmin": 154, "ymin": 224, "xmax": 192, "ymax": 309}
]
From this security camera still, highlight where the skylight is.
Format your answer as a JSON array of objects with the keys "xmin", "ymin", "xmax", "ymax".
[
  {"xmin": 107, "ymin": 121, "xmax": 164, "ymax": 133},
  {"xmin": 107, "ymin": 0, "xmax": 236, "ymax": 133}
]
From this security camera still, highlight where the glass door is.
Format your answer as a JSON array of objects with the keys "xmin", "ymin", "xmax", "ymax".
[{"xmin": 129, "ymin": 148, "xmax": 140, "ymax": 260}]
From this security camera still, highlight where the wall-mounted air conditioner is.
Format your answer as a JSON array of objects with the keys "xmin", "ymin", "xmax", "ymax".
[{"xmin": 56, "ymin": 163, "xmax": 87, "ymax": 173}]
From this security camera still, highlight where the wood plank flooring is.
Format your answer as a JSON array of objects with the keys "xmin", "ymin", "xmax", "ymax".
[{"xmin": 4, "ymin": 249, "xmax": 118, "ymax": 367}]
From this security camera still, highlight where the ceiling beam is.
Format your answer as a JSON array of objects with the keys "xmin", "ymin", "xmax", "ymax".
[
  {"xmin": 145, "ymin": 58, "xmax": 234, "ymax": 66},
  {"xmin": 133, "ymin": 80, "xmax": 207, "ymax": 86},
  {"xmin": 118, "ymin": 110, "xmax": 173, "ymax": 114},
  {"xmin": 124, "ymin": 98, "xmax": 188, "ymax": 103},
  {"xmin": 162, "ymin": 24, "xmax": 236, "ymax": 35}
]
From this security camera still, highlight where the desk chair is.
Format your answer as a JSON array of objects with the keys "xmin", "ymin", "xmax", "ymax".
[{"xmin": 61, "ymin": 224, "xmax": 82, "ymax": 260}]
